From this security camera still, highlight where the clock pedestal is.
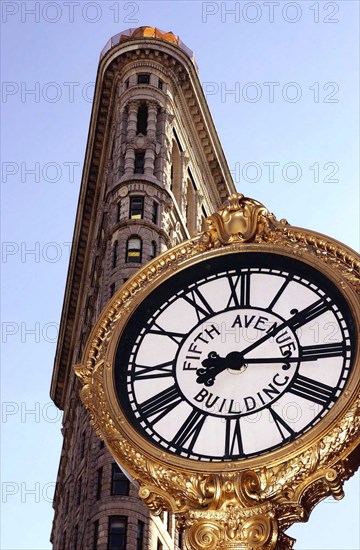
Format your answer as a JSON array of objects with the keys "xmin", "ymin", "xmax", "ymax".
[
  {"xmin": 139, "ymin": 466, "xmax": 347, "ymax": 550},
  {"xmin": 75, "ymin": 194, "xmax": 360, "ymax": 550},
  {"xmin": 182, "ymin": 509, "xmax": 284, "ymax": 550}
]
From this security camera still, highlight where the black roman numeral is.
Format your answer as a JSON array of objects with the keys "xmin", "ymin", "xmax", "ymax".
[
  {"xmin": 182, "ymin": 287, "xmax": 214, "ymax": 322},
  {"xmin": 301, "ymin": 342, "xmax": 348, "ymax": 360},
  {"xmin": 134, "ymin": 361, "xmax": 174, "ymax": 380},
  {"xmin": 289, "ymin": 299, "xmax": 330, "ymax": 330},
  {"xmin": 268, "ymin": 274, "xmax": 293, "ymax": 310},
  {"xmin": 269, "ymin": 408, "xmax": 295, "ymax": 440},
  {"xmin": 227, "ymin": 272, "xmax": 251, "ymax": 308},
  {"xmin": 148, "ymin": 322, "xmax": 185, "ymax": 345},
  {"xmin": 172, "ymin": 410, "xmax": 206, "ymax": 453},
  {"xmin": 139, "ymin": 385, "xmax": 182, "ymax": 424},
  {"xmin": 288, "ymin": 374, "xmax": 335, "ymax": 406},
  {"xmin": 225, "ymin": 418, "xmax": 244, "ymax": 457}
]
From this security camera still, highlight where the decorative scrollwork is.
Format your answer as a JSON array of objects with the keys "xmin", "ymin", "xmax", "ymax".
[
  {"xmin": 187, "ymin": 520, "xmax": 221, "ymax": 550},
  {"xmin": 138, "ymin": 485, "xmax": 174, "ymax": 515},
  {"xmin": 241, "ymin": 515, "xmax": 275, "ymax": 549},
  {"xmin": 235, "ymin": 471, "xmax": 262, "ymax": 504},
  {"xmin": 202, "ymin": 193, "xmax": 274, "ymax": 245},
  {"xmin": 181, "ymin": 509, "xmax": 278, "ymax": 550}
]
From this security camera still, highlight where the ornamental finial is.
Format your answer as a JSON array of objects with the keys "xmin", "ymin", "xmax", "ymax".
[{"xmin": 202, "ymin": 193, "xmax": 272, "ymax": 245}]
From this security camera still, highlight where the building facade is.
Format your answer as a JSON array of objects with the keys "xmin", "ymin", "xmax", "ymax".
[{"xmin": 50, "ymin": 27, "xmax": 236, "ymax": 550}]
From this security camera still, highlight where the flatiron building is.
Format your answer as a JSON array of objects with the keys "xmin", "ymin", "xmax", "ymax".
[{"xmin": 50, "ymin": 26, "xmax": 235, "ymax": 550}]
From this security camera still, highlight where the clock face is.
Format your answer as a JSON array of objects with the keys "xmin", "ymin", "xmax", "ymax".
[{"xmin": 114, "ymin": 252, "xmax": 356, "ymax": 462}]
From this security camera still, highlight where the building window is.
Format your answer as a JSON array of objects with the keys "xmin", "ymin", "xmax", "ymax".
[
  {"xmin": 112, "ymin": 240, "xmax": 118, "ymax": 268},
  {"xmin": 72, "ymin": 525, "xmax": 78, "ymax": 550},
  {"xmin": 80, "ymin": 431, "xmax": 86, "ymax": 459},
  {"xmin": 117, "ymin": 201, "xmax": 121, "ymax": 222},
  {"xmin": 96, "ymin": 467, "xmax": 102, "ymax": 500},
  {"xmin": 134, "ymin": 152, "xmax": 145, "ymax": 174},
  {"xmin": 150, "ymin": 241, "xmax": 157, "ymax": 260},
  {"xmin": 137, "ymin": 73, "xmax": 150, "ymax": 84},
  {"xmin": 136, "ymin": 521, "xmax": 144, "ymax": 550},
  {"xmin": 110, "ymin": 283, "xmax": 115, "ymax": 297},
  {"xmin": 100, "ymin": 440, "xmax": 105, "ymax": 450},
  {"xmin": 152, "ymin": 201, "xmax": 158, "ymax": 224},
  {"xmin": 129, "ymin": 196, "xmax": 144, "ymax": 219},
  {"xmin": 76, "ymin": 478, "xmax": 82, "ymax": 507},
  {"xmin": 111, "ymin": 463, "xmax": 129, "ymax": 496},
  {"xmin": 108, "ymin": 516, "xmax": 127, "ymax": 550},
  {"xmin": 137, "ymin": 104, "xmax": 148, "ymax": 135},
  {"xmin": 126, "ymin": 237, "xmax": 142, "ymax": 263},
  {"xmin": 158, "ymin": 78, "xmax": 163, "ymax": 90},
  {"xmin": 125, "ymin": 78, "xmax": 129, "ymax": 89},
  {"xmin": 93, "ymin": 520, "xmax": 99, "ymax": 550}
]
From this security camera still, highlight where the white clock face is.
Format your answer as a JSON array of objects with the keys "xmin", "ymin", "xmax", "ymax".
[{"xmin": 115, "ymin": 253, "xmax": 355, "ymax": 462}]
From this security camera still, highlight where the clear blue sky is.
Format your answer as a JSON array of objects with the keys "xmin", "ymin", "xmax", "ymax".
[{"xmin": 1, "ymin": 1, "xmax": 359, "ymax": 548}]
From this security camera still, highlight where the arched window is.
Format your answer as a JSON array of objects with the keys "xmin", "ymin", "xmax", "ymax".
[
  {"xmin": 126, "ymin": 237, "xmax": 142, "ymax": 263},
  {"xmin": 136, "ymin": 103, "xmax": 148, "ymax": 135},
  {"xmin": 116, "ymin": 201, "xmax": 121, "ymax": 222},
  {"xmin": 150, "ymin": 241, "xmax": 157, "ymax": 260},
  {"xmin": 112, "ymin": 240, "xmax": 118, "ymax": 268}
]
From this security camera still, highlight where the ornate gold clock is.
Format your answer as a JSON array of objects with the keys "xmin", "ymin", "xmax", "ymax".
[{"xmin": 75, "ymin": 194, "xmax": 360, "ymax": 550}]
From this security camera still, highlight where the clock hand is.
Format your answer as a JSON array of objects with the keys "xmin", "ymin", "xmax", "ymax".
[
  {"xmin": 196, "ymin": 351, "xmax": 318, "ymax": 385},
  {"xmin": 241, "ymin": 356, "xmax": 316, "ymax": 364},
  {"xmin": 196, "ymin": 351, "xmax": 244, "ymax": 386},
  {"xmin": 234, "ymin": 298, "xmax": 328, "ymax": 359},
  {"xmin": 196, "ymin": 299, "xmax": 329, "ymax": 386}
]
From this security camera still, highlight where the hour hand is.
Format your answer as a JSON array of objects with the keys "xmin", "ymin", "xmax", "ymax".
[{"xmin": 196, "ymin": 351, "xmax": 243, "ymax": 386}]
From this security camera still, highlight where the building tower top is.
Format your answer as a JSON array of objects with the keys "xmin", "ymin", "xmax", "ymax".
[
  {"xmin": 100, "ymin": 26, "xmax": 197, "ymax": 68},
  {"xmin": 50, "ymin": 25, "xmax": 235, "ymax": 409}
]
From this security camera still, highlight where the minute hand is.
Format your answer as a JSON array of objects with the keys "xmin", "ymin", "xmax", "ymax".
[
  {"xmin": 242, "ymin": 356, "xmax": 318, "ymax": 364},
  {"xmin": 239, "ymin": 298, "xmax": 330, "ymax": 357}
]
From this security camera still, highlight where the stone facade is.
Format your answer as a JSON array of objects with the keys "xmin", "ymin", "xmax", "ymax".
[{"xmin": 50, "ymin": 27, "xmax": 236, "ymax": 550}]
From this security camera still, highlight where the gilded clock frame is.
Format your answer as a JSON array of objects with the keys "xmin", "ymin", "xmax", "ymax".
[{"xmin": 75, "ymin": 194, "xmax": 360, "ymax": 549}]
